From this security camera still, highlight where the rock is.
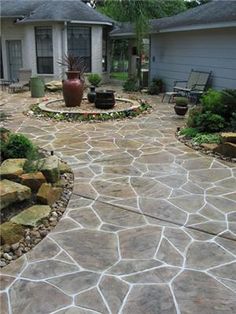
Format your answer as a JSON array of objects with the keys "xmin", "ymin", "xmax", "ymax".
[
  {"xmin": 20, "ymin": 171, "xmax": 46, "ymax": 192},
  {"xmin": 37, "ymin": 183, "xmax": 62, "ymax": 206},
  {"xmin": 220, "ymin": 132, "xmax": 236, "ymax": 143},
  {"xmin": 11, "ymin": 205, "xmax": 51, "ymax": 227},
  {"xmin": 3, "ymin": 244, "xmax": 11, "ymax": 253},
  {"xmin": 39, "ymin": 230, "xmax": 48, "ymax": 237},
  {"xmin": 0, "ymin": 128, "xmax": 11, "ymax": 143},
  {"xmin": 3, "ymin": 253, "xmax": 12, "ymax": 261},
  {"xmin": 0, "ymin": 158, "xmax": 26, "ymax": 180},
  {"xmin": 215, "ymin": 142, "xmax": 236, "ymax": 158},
  {"xmin": 11, "ymin": 242, "xmax": 20, "ymax": 251},
  {"xmin": 58, "ymin": 161, "xmax": 72, "ymax": 174},
  {"xmin": 201, "ymin": 143, "xmax": 218, "ymax": 151},
  {"xmin": 38, "ymin": 156, "xmax": 60, "ymax": 183},
  {"xmin": 0, "ymin": 260, "xmax": 7, "ymax": 267},
  {"xmin": 45, "ymin": 80, "xmax": 62, "ymax": 91},
  {"xmin": 0, "ymin": 222, "xmax": 24, "ymax": 245},
  {"xmin": 0, "ymin": 179, "xmax": 31, "ymax": 210}
]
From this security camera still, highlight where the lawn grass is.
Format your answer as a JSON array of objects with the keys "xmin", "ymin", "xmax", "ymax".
[{"xmin": 110, "ymin": 72, "xmax": 128, "ymax": 81}]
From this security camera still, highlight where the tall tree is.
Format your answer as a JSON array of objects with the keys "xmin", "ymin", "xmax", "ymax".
[{"xmin": 96, "ymin": 0, "xmax": 187, "ymax": 87}]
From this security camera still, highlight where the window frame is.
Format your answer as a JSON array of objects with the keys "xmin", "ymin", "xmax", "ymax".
[
  {"xmin": 35, "ymin": 26, "xmax": 54, "ymax": 75},
  {"xmin": 67, "ymin": 24, "xmax": 91, "ymax": 73}
]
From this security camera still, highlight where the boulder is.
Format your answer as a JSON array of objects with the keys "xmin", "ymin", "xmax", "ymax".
[
  {"xmin": 215, "ymin": 142, "xmax": 236, "ymax": 158},
  {"xmin": 0, "ymin": 158, "xmax": 26, "ymax": 180},
  {"xmin": 11, "ymin": 205, "xmax": 51, "ymax": 227},
  {"xmin": 0, "ymin": 180, "xmax": 31, "ymax": 210},
  {"xmin": 220, "ymin": 132, "xmax": 236, "ymax": 144},
  {"xmin": 20, "ymin": 171, "xmax": 46, "ymax": 192},
  {"xmin": 39, "ymin": 156, "xmax": 60, "ymax": 183},
  {"xmin": 45, "ymin": 80, "xmax": 62, "ymax": 91},
  {"xmin": 37, "ymin": 183, "xmax": 62, "ymax": 206},
  {"xmin": 0, "ymin": 222, "xmax": 24, "ymax": 245},
  {"xmin": 58, "ymin": 161, "xmax": 72, "ymax": 174},
  {"xmin": 201, "ymin": 143, "xmax": 219, "ymax": 152}
]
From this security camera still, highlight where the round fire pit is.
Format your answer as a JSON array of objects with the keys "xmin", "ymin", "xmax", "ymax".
[{"xmin": 95, "ymin": 90, "xmax": 115, "ymax": 109}]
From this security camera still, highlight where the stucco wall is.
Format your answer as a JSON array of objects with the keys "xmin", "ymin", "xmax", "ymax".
[{"xmin": 150, "ymin": 27, "xmax": 236, "ymax": 91}]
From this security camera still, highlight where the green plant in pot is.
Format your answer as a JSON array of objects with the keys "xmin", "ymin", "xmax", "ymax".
[
  {"xmin": 87, "ymin": 73, "xmax": 102, "ymax": 103},
  {"xmin": 174, "ymin": 97, "xmax": 189, "ymax": 116},
  {"xmin": 58, "ymin": 54, "xmax": 86, "ymax": 107}
]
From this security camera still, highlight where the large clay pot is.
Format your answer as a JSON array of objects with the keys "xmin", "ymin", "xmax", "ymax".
[
  {"xmin": 87, "ymin": 86, "xmax": 96, "ymax": 103},
  {"xmin": 95, "ymin": 90, "xmax": 115, "ymax": 109},
  {"xmin": 63, "ymin": 71, "xmax": 84, "ymax": 107},
  {"xmin": 174, "ymin": 105, "xmax": 188, "ymax": 116}
]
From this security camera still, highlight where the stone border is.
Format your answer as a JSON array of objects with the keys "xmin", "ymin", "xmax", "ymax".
[
  {"xmin": 28, "ymin": 99, "xmax": 152, "ymax": 122},
  {"xmin": 0, "ymin": 156, "xmax": 74, "ymax": 268}
]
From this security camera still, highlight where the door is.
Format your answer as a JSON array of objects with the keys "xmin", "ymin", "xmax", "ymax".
[{"xmin": 6, "ymin": 40, "xmax": 23, "ymax": 81}]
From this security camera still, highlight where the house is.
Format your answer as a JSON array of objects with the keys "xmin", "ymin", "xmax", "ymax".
[
  {"xmin": 0, "ymin": 0, "xmax": 114, "ymax": 82},
  {"xmin": 110, "ymin": 1, "xmax": 236, "ymax": 91}
]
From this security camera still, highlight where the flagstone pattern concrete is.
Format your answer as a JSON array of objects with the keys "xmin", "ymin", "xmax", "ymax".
[{"xmin": 0, "ymin": 89, "xmax": 236, "ymax": 314}]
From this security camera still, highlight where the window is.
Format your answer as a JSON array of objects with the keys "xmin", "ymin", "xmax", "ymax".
[
  {"xmin": 35, "ymin": 27, "xmax": 53, "ymax": 74},
  {"xmin": 67, "ymin": 24, "xmax": 91, "ymax": 72},
  {"xmin": 102, "ymin": 28, "xmax": 108, "ymax": 72}
]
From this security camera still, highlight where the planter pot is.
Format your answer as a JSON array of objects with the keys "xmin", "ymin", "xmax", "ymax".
[
  {"xmin": 95, "ymin": 90, "xmax": 115, "ymax": 110},
  {"xmin": 174, "ymin": 105, "xmax": 188, "ymax": 116},
  {"xmin": 62, "ymin": 71, "xmax": 84, "ymax": 107},
  {"xmin": 87, "ymin": 86, "xmax": 96, "ymax": 103}
]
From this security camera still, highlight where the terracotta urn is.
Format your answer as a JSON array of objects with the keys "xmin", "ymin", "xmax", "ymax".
[{"xmin": 62, "ymin": 71, "xmax": 84, "ymax": 107}]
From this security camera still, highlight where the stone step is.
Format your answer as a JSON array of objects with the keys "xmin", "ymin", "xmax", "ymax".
[{"xmin": 0, "ymin": 179, "xmax": 31, "ymax": 210}]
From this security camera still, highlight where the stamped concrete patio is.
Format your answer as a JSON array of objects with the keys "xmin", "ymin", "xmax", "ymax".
[{"xmin": 1, "ymin": 88, "xmax": 236, "ymax": 314}]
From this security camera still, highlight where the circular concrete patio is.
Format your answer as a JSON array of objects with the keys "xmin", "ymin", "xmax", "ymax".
[{"xmin": 1, "ymin": 88, "xmax": 236, "ymax": 314}]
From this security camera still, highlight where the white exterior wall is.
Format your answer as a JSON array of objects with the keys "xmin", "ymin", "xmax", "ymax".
[
  {"xmin": 150, "ymin": 27, "xmax": 236, "ymax": 91},
  {"xmin": 1, "ymin": 20, "xmax": 107, "ymax": 81},
  {"xmin": 1, "ymin": 19, "xmax": 26, "ymax": 79},
  {"xmin": 91, "ymin": 26, "xmax": 103, "ymax": 74}
]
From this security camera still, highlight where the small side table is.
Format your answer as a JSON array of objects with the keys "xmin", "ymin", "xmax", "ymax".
[{"xmin": 162, "ymin": 91, "xmax": 180, "ymax": 103}]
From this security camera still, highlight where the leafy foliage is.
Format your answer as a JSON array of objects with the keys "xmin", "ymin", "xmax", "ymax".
[
  {"xmin": 2, "ymin": 133, "xmax": 37, "ymax": 159},
  {"xmin": 88, "ymin": 73, "xmax": 102, "ymax": 87},
  {"xmin": 175, "ymin": 97, "xmax": 188, "ymax": 107},
  {"xmin": 179, "ymin": 127, "xmax": 199, "ymax": 138},
  {"xmin": 123, "ymin": 77, "xmax": 139, "ymax": 92},
  {"xmin": 148, "ymin": 78, "xmax": 163, "ymax": 95},
  {"xmin": 58, "ymin": 54, "xmax": 86, "ymax": 77},
  {"xmin": 192, "ymin": 133, "xmax": 221, "ymax": 145}
]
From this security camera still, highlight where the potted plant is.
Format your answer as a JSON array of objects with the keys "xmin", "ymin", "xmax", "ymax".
[
  {"xmin": 87, "ymin": 73, "xmax": 102, "ymax": 103},
  {"xmin": 58, "ymin": 54, "xmax": 85, "ymax": 107},
  {"xmin": 174, "ymin": 97, "xmax": 189, "ymax": 116}
]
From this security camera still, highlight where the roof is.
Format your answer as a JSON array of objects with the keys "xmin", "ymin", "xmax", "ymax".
[
  {"xmin": 0, "ymin": 0, "xmax": 114, "ymax": 25},
  {"xmin": 110, "ymin": 0, "xmax": 236, "ymax": 38}
]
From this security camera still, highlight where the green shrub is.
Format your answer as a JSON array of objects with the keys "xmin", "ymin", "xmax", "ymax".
[
  {"xmin": 192, "ymin": 133, "xmax": 221, "ymax": 145},
  {"xmin": 23, "ymin": 151, "xmax": 44, "ymax": 173},
  {"xmin": 194, "ymin": 111, "xmax": 225, "ymax": 132},
  {"xmin": 148, "ymin": 78, "xmax": 163, "ymax": 95},
  {"xmin": 123, "ymin": 77, "xmax": 139, "ymax": 92},
  {"xmin": 179, "ymin": 127, "xmax": 199, "ymax": 138},
  {"xmin": 88, "ymin": 73, "xmax": 102, "ymax": 87},
  {"xmin": 175, "ymin": 97, "xmax": 188, "ymax": 106},
  {"xmin": 201, "ymin": 89, "xmax": 223, "ymax": 113},
  {"xmin": 3, "ymin": 133, "xmax": 37, "ymax": 159}
]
